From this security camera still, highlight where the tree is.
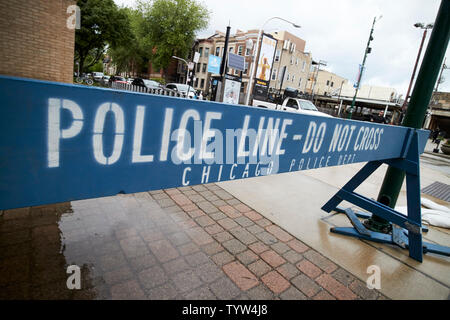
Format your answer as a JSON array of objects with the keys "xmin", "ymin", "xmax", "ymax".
[
  {"xmin": 139, "ymin": 0, "xmax": 209, "ymax": 79},
  {"xmin": 108, "ymin": 7, "xmax": 148, "ymax": 77},
  {"xmin": 75, "ymin": 0, "xmax": 132, "ymax": 74}
]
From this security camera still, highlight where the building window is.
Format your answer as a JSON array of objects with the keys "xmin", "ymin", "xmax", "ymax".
[
  {"xmin": 202, "ymin": 63, "xmax": 207, "ymax": 73},
  {"xmin": 292, "ymin": 75, "xmax": 295, "ymax": 83},
  {"xmin": 238, "ymin": 45, "xmax": 243, "ymax": 55},
  {"xmin": 215, "ymin": 47, "xmax": 220, "ymax": 56},
  {"xmin": 331, "ymin": 81, "xmax": 334, "ymax": 87},
  {"xmin": 235, "ymin": 69, "xmax": 239, "ymax": 75},
  {"xmin": 229, "ymin": 47, "xmax": 234, "ymax": 53},
  {"xmin": 326, "ymin": 80, "xmax": 330, "ymax": 86},
  {"xmin": 298, "ymin": 78, "xmax": 302, "ymax": 88},
  {"xmin": 272, "ymin": 68, "xmax": 277, "ymax": 81},
  {"xmin": 275, "ymin": 50, "xmax": 281, "ymax": 62},
  {"xmin": 204, "ymin": 48, "xmax": 209, "ymax": 57},
  {"xmin": 244, "ymin": 61, "xmax": 249, "ymax": 74},
  {"xmin": 195, "ymin": 78, "xmax": 199, "ymax": 87},
  {"xmin": 200, "ymin": 78, "xmax": 205, "ymax": 88},
  {"xmin": 245, "ymin": 47, "xmax": 251, "ymax": 56},
  {"xmin": 302, "ymin": 61, "xmax": 306, "ymax": 72},
  {"xmin": 199, "ymin": 47, "xmax": 203, "ymax": 57},
  {"xmin": 291, "ymin": 43, "xmax": 296, "ymax": 53},
  {"xmin": 196, "ymin": 63, "xmax": 201, "ymax": 73},
  {"xmin": 287, "ymin": 73, "xmax": 290, "ymax": 81},
  {"xmin": 290, "ymin": 57, "xmax": 294, "ymax": 65},
  {"xmin": 296, "ymin": 58, "xmax": 299, "ymax": 65}
]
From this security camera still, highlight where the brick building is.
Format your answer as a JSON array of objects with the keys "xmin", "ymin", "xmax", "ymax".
[
  {"xmin": 188, "ymin": 29, "xmax": 312, "ymax": 101},
  {"xmin": 425, "ymin": 91, "xmax": 450, "ymax": 133},
  {"xmin": 307, "ymin": 69, "xmax": 348, "ymax": 96},
  {"xmin": 188, "ymin": 29, "xmax": 259, "ymax": 99},
  {"xmin": 269, "ymin": 30, "xmax": 312, "ymax": 94},
  {"xmin": 0, "ymin": 0, "xmax": 76, "ymax": 83}
]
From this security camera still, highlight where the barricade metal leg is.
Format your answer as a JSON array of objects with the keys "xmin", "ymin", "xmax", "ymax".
[{"xmin": 322, "ymin": 131, "xmax": 449, "ymax": 262}]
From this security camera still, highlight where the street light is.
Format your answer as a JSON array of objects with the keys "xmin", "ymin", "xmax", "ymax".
[
  {"xmin": 348, "ymin": 15, "xmax": 382, "ymax": 119},
  {"xmin": 402, "ymin": 23, "xmax": 434, "ymax": 111},
  {"xmin": 172, "ymin": 55, "xmax": 193, "ymax": 98},
  {"xmin": 245, "ymin": 17, "xmax": 301, "ymax": 106},
  {"xmin": 172, "ymin": 55, "xmax": 189, "ymax": 85}
]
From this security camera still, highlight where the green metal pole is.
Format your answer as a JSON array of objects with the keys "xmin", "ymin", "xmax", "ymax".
[
  {"xmin": 365, "ymin": 0, "xmax": 450, "ymax": 233},
  {"xmin": 348, "ymin": 17, "xmax": 377, "ymax": 119}
]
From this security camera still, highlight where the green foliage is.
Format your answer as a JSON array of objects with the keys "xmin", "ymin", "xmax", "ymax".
[
  {"xmin": 150, "ymin": 77, "xmax": 166, "ymax": 85},
  {"xmin": 139, "ymin": 0, "xmax": 209, "ymax": 72},
  {"xmin": 87, "ymin": 60, "xmax": 104, "ymax": 73},
  {"xmin": 108, "ymin": 7, "xmax": 148, "ymax": 76},
  {"xmin": 75, "ymin": 0, "xmax": 132, "ymax": 73}
]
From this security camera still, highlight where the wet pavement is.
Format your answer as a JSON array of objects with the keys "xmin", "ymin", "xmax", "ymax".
[{"xmin": 0, "ymin": 184, "xmax": 387, "ymax": 300}]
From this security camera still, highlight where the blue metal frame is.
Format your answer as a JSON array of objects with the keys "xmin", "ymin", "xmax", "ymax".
[{"xmin": 322, "ymin": 130, "xmax": 450, "ymax": 262}]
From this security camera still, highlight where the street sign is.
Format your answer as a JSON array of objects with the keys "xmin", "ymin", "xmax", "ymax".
[
  {"xmin": 193, "ymin": 52, "xmax": 200, "ymax": 64},
  {"xmin": 0, "ymin": 75, "xmax": 429, "ymax": 210},
  {"xmin": 208, "ymin": 55, "xmax": 221, "ymax": 74},
  {"xmin": 228, "ymin": 53, "xmax": 245, "ymax": 71}
]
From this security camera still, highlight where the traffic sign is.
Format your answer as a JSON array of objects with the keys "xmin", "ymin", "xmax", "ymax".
[
  {"xmin": 208, "ymin": 55, "xmax": 221, "ymax": 74},
  {"xmin": 228, "ymin": 53, "xmax": 245, "ymax": 71}
]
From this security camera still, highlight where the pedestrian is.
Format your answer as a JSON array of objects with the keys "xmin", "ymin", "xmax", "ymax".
[
  {"xmin": 431, "ymin": 127, "xmax": 439, "ymax": 143},
  {"xmin": 199, "ymin": 91, "xmax": 203, "ymax": 100}
]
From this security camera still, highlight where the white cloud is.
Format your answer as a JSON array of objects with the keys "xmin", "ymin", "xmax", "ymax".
[{"xmin": 114, "ymin": 0, "xmax": 450, "ymax": 94}]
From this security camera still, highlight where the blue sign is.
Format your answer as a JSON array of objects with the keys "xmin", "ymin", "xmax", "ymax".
[
  {"xmin": 0, "ymin": 76, "xmax": 429, "ymax": 210},
  {"xmin": 228, "ymin": 53, "xmax": 245, "ymax": 71},
  {"xmin": 207, "ymin": 55, "xmax": 221, "ymax": 74}
]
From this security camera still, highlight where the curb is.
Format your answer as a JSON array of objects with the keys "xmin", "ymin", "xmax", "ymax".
[{"xmin": 423, "ymin": 151, "xmax": 450, "ymax": 160}]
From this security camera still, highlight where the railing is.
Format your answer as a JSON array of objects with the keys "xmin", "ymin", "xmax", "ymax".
[{"xmin": 110, "ymin": 81, "xmax": 187, "ymax": 98}]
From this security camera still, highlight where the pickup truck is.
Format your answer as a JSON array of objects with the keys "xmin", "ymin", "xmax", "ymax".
[{"xmin": 252, "ymin": 97, "xmax": 332, "ymax": 118}]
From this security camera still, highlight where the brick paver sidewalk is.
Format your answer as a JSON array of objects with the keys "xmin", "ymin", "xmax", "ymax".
[{"xmin": 0, "ymin": 183, "xmax": 387, "ymax": 300}]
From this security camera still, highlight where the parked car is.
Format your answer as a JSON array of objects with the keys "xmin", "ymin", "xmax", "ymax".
[
  {"xmin": 108, "ymin": 75, "xmax": 128, "ymax": 85},
  {"xmin": 101, "ymin": 75, "xmax": 110, "ymax": 85},
  {"xmin": 165, "ymin": 83, "xmax": 197, "ymax": 98},
  {"xmin": 132, "ymin": 78, "xmax": 163, "ymax": 90},
  {"xmin": 92, "ymin": 72, "xmax": 104, "ymax": 82}
]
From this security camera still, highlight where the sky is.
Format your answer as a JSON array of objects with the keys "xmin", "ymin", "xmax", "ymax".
[{"xmin": 113, "ymin": 0, "xmax": 449, "ymax": 96}]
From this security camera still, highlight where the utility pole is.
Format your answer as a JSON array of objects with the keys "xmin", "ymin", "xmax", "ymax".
[
  {"xmin": 348, "ymin": 15, "xmax": 382, "ymax": 119},
  {"xmin": 402, "ymin": 23, "xmax": 434, "ymax": 112},
  {"xmin": 364, "ymin": 0, "xmax": 449, "ymax": 233},
  {"xmin": 435, "ymin": 57, "xmax": 448, "ymax": 92},
  {"xmin": 311, "ymin": 60, "xmax": 327, "ymax": 101},
  {"xmin": 213, "ymin": 25, "xmax": 231, "ymax": 102}
]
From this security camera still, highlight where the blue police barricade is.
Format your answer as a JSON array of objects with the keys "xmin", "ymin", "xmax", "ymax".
[{"xmin": 0, "ymin": 75, "xmax": 448, "ymax": 262}]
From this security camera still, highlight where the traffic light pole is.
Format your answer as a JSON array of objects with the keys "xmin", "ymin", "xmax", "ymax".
[
  {"xmin": 348, "ymin": 17, "xmax": 377, "ymax": 119},
  {"xmin": 364, "ymin": 0, "xmax": 450, "ymax": 232}
]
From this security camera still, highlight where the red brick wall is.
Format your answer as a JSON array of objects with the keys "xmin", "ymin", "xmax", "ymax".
[{"xmin": 0, "ymin": 0, "xmax": 75, "ymax": 83}]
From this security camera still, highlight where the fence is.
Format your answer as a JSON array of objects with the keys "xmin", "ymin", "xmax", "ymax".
[{"xmin": 111, "ymin": 82, "xmax": 187, "ymax": 98}]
